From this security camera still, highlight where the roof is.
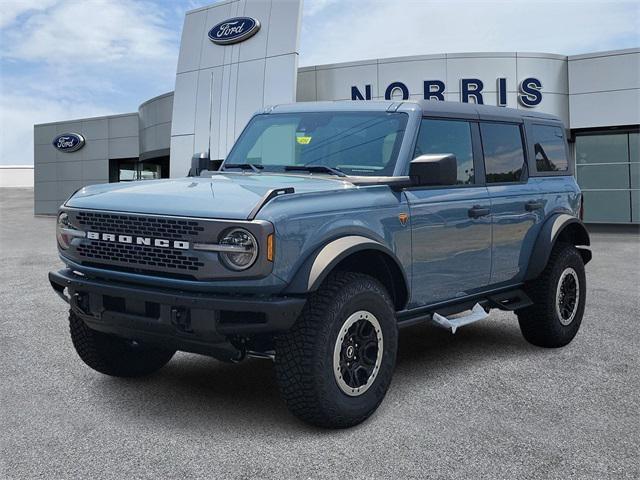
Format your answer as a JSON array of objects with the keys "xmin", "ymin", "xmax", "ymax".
[
  {"xmin": 417, "ymin": 99, "xmax": 561, "ymax": 122},
  {"xmin": 268, "ymin": 99, "xmax": 562, "ymax": 123}
]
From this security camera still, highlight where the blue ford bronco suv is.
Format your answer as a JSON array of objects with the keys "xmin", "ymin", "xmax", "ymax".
[{"xmin": 50, "ymin": 100, "xmax": 591, "ymax": 428}]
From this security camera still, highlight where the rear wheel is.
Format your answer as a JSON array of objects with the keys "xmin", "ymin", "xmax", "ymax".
[
  {"xmin": 69, "ymin": 311, "xmax": 175, "ymax": 377},
  {"xmin": 275, "ymin": 272, "xmax": 398, "ymax": 428},
  {"xmin": 518, "ymin": 244, "xmax": 586, "ymax": 348}
]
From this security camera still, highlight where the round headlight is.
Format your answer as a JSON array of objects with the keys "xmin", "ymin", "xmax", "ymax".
[
  {"xmin": 56, "ymin": 213, "xmax": 72, "ymax": 249},
  {"xmin": 218, "ymin": 228, "xmax": 258, "ymax": 271},
  {"xmin": 56, "ymin": 212, "xmax": 83, "ymax": 250}
]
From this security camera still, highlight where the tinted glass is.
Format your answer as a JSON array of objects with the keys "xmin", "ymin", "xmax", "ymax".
[
  {"xmin": 582, "ymin": 191, "xmax": 631, "ymax": 223},
  {"xmin": 577, "ymin": 164, "xmax": 629, "ymax": 189},
  {"xmin": 532, "ymin": 124, "xmax": 568, "ymax": 172},
  {"xmin": 413, "ymin": 119, "xmax": 474, "ymax": 185},
  {"xmin": 481, "ymin": 123, "xmax": 526, "ymax": 183},
  {"xmin": 139, "ymin": 163, "xmax": 162, "ymax": 180},
  {"xmin": 225, "ymin": 112, "xmax": 408, "ymax": 176},
  {"xmin": 576, "ymin": 133, "xmax": 628, "ymax": 164},
  {"xmin": 629, "ymin": 132, "xmax": 639, "ymax": 163},
  {"xmin": 628, "ymin": 163, "xmax": 638, "ymax": 189},
  {"xmin": 574, "ymin": 131, "xmax": 637, "ymax": 224}
]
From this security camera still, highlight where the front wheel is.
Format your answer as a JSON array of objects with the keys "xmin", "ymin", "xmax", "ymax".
[
  {"xmin": 275, "ymin": 272, "xmax": 398, "ymax": 428},
  {"xmin": 69, "ymin": 311, "xmax": 175, "ymax": 377},
  {"xmin": 518, "ymin": 244, "xmax": 587, "ymax": 348}
]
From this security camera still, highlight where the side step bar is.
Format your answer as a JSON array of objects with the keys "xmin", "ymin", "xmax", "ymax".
[
  {"xmin": 487, "ymin": 289, "xmax": 533, "ymax": 311},
  {"xmin": 432, "ymin": 303, "xmax": 488, "ymax": 334},
  {"xmin": 396, "ymin": 287, "xmax": 533, "ymax": 330}
]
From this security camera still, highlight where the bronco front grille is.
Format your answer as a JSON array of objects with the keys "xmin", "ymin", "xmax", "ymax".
[
  {"xmin": 76, "ymin": 211, "xmax": 205, "ymax": 240},
  {"xmin": 72, "ymin": 211, "xmax": 208, "ymax": 277},
  {"xmin": 76, "ymin": 241, "xmax": 205, "ymax": 272},
  {"xmin": 64, "ymin": 208, "xmax": 273, "ymax": 281}
]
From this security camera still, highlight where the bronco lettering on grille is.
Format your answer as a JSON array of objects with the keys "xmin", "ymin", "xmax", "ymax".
[{"xmin": 86, "ymin": 231, "xmax": 190, "ymax": 250}]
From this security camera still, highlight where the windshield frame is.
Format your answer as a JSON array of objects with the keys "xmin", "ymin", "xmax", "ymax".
[{"xmin": 223, "ymin": 110, "xmax": 410, "ymax": 177}]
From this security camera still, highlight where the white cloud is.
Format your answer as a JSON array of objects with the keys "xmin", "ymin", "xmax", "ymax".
[
  {"xmin": 0, "ymin": 0, "xmax": 182, "ymax": 165},
  {"xmin": 0, "ymin": 92, "xmax": 112, "ymax": 166},
  {"xmin": 1, "ymin": 0, "xmax": 638, "ymax": 167},
  {"xmin": 300, "ymin": 0, "xmax": 640, "ymax": 66},
  {"xmin": 2, "ymin": 0, "xmax": 176, "ymax": 64},
  {"xmin": 0, "ymin": 0, "xmax": 57, "ymax": 29},
  {"xmin": 305, "ymin": 0, "xmax": 342, "ymax": 16}
]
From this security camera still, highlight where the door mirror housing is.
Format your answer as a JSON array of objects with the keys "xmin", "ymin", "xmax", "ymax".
[{"xmin": 409, "ymin": 154, "xmax": 457, "ymax": 187}]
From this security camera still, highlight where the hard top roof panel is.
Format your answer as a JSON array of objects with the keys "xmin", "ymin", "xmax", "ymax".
[{"xmin": 267, "ymin": 99, "xmax": 562, "ymax": 123}]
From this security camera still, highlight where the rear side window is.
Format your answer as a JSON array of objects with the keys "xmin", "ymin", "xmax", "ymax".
[
  {"xmin": 532, "ymin": 124, "xmax": 569, "ymax": 172},
  {"xmin": 413, "ymin": 119, "xmax": 475, "ymax": 185},
  {"xmin": 481, "ymin": 123, "xmax": 526, "ymax": 183}
]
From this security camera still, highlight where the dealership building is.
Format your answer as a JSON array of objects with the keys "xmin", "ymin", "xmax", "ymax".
[{"xmin": 33, "ymin": 0, "xmax": 639, "ymax": 223}]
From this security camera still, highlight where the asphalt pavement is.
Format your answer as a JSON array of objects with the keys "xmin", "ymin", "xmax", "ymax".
[{"xmin": 1, "ymin": 188, "xmax": 638, "ymax": 479}]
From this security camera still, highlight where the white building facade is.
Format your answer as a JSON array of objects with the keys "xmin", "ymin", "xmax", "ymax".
[{"xmin": 33, "ymin": 0, "xmax": 639, "ymax": 223}]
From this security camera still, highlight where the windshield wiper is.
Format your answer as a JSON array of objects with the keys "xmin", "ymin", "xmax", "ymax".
[
  {"xmin": 223, "ymin": 163, "xmax": 264, "ymax": 173},
  {"xmin": 284, "ymin": 165, "xmax": 346, "ymax": 177}
]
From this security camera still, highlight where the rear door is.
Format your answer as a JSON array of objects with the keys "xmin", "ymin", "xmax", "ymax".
[
  {"xmin": 480, "ymin": 121, "xmax": 544, "ymax": 285},
  {"xmin": 406, "ymin": 118, "xmax": 492, "ymax": 306}
]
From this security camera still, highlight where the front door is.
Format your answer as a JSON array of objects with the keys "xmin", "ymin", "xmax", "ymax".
[{"xmin": 406, "ymin": 118, "xmax": 492, "ymax": 307}]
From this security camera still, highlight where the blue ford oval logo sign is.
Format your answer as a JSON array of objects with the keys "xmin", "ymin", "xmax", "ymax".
[
  {"xmin": 208, "ymin": 17, "xmax": 260, "ymax": 45},
  {"xmin": 53, "ymin": 133, "xmax": 85, "ymax": 153}
]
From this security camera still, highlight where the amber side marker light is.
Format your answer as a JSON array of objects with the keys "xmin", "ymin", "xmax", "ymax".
[{"xmin": 267, "ymin": 234, "xmax": 274, "ymax": 262}]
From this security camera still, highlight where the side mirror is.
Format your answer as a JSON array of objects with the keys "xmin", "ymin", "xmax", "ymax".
[
  {"xmin": 210, "ymin": 159, "xmax": 223, "ymax": 171},
  {"xmin": 409, "ymin": 154, "xmax": 457, "ymax": 187}
]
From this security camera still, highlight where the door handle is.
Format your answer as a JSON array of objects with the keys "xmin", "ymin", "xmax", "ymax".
[
  {"xmin": 525, "ymin": 201, "xmax": 543, "ymax": 212},
  {"xmin": 468, "ymin": 205, "xmax": 490, "ymax": 218}
]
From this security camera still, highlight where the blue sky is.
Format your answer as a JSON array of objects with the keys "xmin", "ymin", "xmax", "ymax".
[{"xmin": 1, "ymin": 0, "xmax": 638, "ymax": 165}]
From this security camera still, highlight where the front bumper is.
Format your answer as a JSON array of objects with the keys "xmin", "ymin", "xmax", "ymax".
[{"xmin": 49, "ymin": 268, "xmax": 305, "ymax": 358}]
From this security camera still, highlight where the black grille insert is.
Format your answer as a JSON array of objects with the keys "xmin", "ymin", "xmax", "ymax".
[
  {"xmin": 76, "ymin": 241, "xmax": 205, "ymax": 272},
  {"xmin": 76, "ymin": 211, "xmax": 205, "ymax": 239}
]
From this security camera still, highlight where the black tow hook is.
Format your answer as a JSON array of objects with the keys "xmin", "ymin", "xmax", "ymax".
[
  {"xmin": 73, "ymin": 292, "xmax": 91, "ymax": 315},
  {"xmin": 170, "ymin": 307, "xmax": 192, "ymax": 333}
]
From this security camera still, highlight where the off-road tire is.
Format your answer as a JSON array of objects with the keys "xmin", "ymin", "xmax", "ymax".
[
  {"xmin": 69, "ymin": 311, "xmax": 175, "ymax": 377},
  {"xmin": 275, "ymin": 272, "xmax": 398, "ymax": 428},
  {"xmin": 518, "ymin": 244, "xmax": 586, "ymax": 348}
]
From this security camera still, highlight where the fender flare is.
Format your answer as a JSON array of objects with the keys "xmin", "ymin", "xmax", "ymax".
[
  {"xmin": 285, "ymin": 235, "xmax": 409, "ymax": 296},
  {"xmin": 524, "ymin": 213, "xmax": 591, "ymax": 281}
]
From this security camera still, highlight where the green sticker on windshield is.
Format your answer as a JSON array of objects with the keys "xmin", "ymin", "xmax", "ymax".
[{"xmin": 296, "ymin": 136, "xmax": 312, "ymax": 145}]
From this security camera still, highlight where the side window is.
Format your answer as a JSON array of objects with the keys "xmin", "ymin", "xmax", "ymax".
[
  {"xmin": 480, "ymin": 122, "xmax": 526, "ymax": 183},
  {"xmin": 413, "ymin": 119, "xmax": 475, "ymax": 185},
  {"xmin": 532, "ymin": 124, "xmax": 569, "ymax": 172}
]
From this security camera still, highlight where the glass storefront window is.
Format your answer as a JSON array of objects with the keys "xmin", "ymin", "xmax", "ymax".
[
  {"xmin": 630, "ymin": 133, "xmax": 639, "ymax": 163},
  {"xmin": 139, "ymin": 163, "xmax": 162, "ymax": 180},
  {"xmin": 577, "ymin": 164, "xmax": 630, "ymax": 190},
  {"xmin": 631, "ymin": 163, "xmax": 639, "ymax": 190},
  {"xmin": 109, "ymin": 158, "xmax": 169, "ymax": 183},
  {"xmin": 118, "ymin": 163, "xmax": 137, "ymax": 181},
  {"xmin": 632, "ymin": 191, "xmax": 640, "ymax": 223},
  {"xmin": 582, "ymin": 191, "xmax": 631, "ymax": 223},
  {"xmin": 576, "ymin": 134, "xmax": 628, "ymax": 164},
  {"xmin": 575, "ymin": 132, "xmax": 638, "ymax": 224}
]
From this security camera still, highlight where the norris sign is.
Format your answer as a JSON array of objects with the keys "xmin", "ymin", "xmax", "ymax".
[{"xmin": 351, "ymin": 77, "xmax": 543, "ymax": 107}]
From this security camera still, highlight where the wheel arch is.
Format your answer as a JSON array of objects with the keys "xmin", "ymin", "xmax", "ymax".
[
  {"xmin": 285, "ymin": 235, "xmax": 409, "ymax": 310},
  {"xmin": 524, "ymin": 213, "xmax": 591, "ymax": 282}
]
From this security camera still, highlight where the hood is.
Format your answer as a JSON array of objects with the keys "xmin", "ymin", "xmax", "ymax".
[{"xmin": 65, "ymin": 173, "xmax": 353, "ymax": 219}]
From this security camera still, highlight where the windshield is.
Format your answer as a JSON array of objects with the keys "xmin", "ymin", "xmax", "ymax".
[{"xmin": 224, "ymin": 111, "xmax": 408, "ymax": 176}]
